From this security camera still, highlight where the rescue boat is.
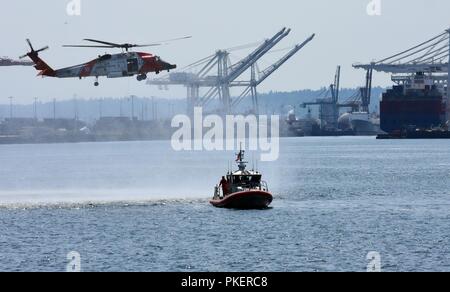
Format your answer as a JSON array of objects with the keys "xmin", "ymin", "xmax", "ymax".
[{"xmin": 210, "ymin": 149, "xmax": 273, "ymax": 210}]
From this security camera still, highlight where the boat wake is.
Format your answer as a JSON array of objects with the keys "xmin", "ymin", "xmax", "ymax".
[{"xmin": 0, "ymin": 189, "xmax": 209, "ymax": 210}]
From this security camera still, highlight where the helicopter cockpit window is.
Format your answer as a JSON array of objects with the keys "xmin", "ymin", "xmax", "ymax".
[
  {"xmin": 99, "ymin": 54, "xmax": 112, "ymax": 61},
  {"xmin": 127, "ymin": 58, "xmax": 139, "ymax": 73}
]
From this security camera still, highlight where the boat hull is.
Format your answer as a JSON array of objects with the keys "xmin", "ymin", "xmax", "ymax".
[{"xmin": 210, "ymin": 190, "xmax": 273, "ymax": 210}]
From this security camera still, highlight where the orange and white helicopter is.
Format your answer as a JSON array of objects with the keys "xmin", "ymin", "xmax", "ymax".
[{"xmin": 21, "ymin": 37, "xmax": 190, "ymax": 86}]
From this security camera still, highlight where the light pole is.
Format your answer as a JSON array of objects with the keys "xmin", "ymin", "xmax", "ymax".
[
  {"xmin": 145, "ymin": 99, "xmax": 149, "ymax": 121},
  {"xmin": 119, "ymin": 98, "xmax": 123, "ymax": 117},
  {"xmin": 53, "ymin": 98, "xmax": 56, "ymax": 120},
  {"xmin": 73, "ymin": 95, "xmax": 78, "ymax": 121},
  {"xmin": 99, "ymin": 98, "xmax": 103, "ymax": 119},
  {"xmin": 34, "ymin": 97, "xmax": 38, "ymax": 120},
  {"xmin": 152, "ymin": 96, "xmax": 156, "ymax": 121},
  {"xmin": 130, "ymin": 95, "xmax": 135, "ymax": 120},
  {"xmin": 73, "ymin": 97, "xmax": 78, "ymax": 131},
  {"xmin": 8, "ymin": 96, "xmax": 13, "ymax": 119}
]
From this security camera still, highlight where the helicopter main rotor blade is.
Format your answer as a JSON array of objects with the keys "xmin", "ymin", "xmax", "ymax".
[
  {"xmin": 63, "ymin": 45, "xmax": 116, "ymax": 48},
  {"xmin": 155, "ymin": 36, "xmax": 193, "ymax": 44},
  {"xmin": 63, "ymin": 36, "xmax": 192, "ymax": 51},
  {"xmin": 139, "ymin": 36, "xmax": 193, "ymax": 47},
  {"xmin": 132, "ymin": 44, "xmax": 163, "ymax": 47},
  {"xmin": 83, "ymin": 39, "xmax": 122, "ymax": 47}
]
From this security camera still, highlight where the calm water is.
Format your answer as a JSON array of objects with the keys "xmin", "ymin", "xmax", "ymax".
[{"xmin": 1, "ymin": 137, "xmax": 450, "ymax": 272}]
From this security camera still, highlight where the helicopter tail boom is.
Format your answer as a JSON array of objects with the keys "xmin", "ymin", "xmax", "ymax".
[{"xmin": 21, "ymin": 39, "xmax": 56, "ymax": 77}]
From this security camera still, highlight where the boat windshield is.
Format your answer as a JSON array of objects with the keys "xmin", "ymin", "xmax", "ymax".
[{"xmin": 230, "ymin": 175, "xmax": 262, "ymax": 187}]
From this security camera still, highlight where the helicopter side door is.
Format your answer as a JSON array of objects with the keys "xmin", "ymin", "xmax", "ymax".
[
  {"xmin": 127, "ymin": 57, "xmax": 139, "ymax": 75},
  {"xmin": 92, "ymin": 54, "xmax": 112, "ymax": 76}
]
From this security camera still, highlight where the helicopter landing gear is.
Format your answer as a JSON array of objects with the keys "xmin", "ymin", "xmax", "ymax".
[
  {"xmin": 137, "ymin": 74, "xmax": 147, "ymax": 82},
  {"xmin": 94, "ymin": 77, "xmax": 99, "ymax": 87}
]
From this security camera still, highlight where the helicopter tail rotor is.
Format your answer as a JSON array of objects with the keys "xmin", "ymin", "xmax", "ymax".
[
  {"xmin": 20, "ymin": 39, "xmax": 49, "ymax": 59},
  {"xmin": 20, "ymin": 39, "xmax": 55, "ymax": 76}
]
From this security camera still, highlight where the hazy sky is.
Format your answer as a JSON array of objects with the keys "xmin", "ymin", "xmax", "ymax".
[{"xmin": 0, "ymin": 0, "xmax": 449, "ymax": 103}]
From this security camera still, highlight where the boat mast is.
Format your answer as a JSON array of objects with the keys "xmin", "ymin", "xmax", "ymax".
[{"xmin": 237, "ymin": 144, "xmax": 248, "ymax": 171}]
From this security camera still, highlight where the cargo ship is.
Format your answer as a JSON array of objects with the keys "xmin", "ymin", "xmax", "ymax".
[
  {"xmin": 338, "ymin": 112, "xmax": 379, "ymax": 136},
  {"xmin": 348, "ymin": 112, "xmax": 376, "ymax": 135},
  {"xmin": 285, "ymin": 109, "xmax": 320, "ymax": 136},
  {"xmin": 378, "ymin": 72, "xmax": 448, "ymax": 137}
]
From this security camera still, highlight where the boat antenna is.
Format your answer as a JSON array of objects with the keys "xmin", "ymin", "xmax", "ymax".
[{"xmin": 252, "ymin": 153, "xmax": 255, "ymax": 171}]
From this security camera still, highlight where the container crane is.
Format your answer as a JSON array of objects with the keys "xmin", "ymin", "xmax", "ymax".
[
  {"xmin": 232, "ymin": 34, "xmax": 315, "ymax": 112},
  {"xmin": 196, "ymin": 27, "xmax": 292, "ymax": 112},
  {"xmin": 147, "ymin": 28, "xmax": 315, "ymax": 115},
  {"xmin": 353, "ymin": 28, "xmax": 450, "ymax": 109}
]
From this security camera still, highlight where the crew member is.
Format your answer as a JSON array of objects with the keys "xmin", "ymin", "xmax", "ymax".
[{"xmin": 219, "ymin": 176, "xmax": 229, "ymax": 197}]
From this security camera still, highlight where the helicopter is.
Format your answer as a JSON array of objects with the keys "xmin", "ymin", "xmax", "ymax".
[{"xmin": 21, "ymin": 37, "xmax": 190, "ymax": 86}]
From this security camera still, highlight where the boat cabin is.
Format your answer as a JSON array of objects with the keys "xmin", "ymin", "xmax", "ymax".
[{"xmin": 227, "ymin": 171, "xmax": 263, "ymax": 192}]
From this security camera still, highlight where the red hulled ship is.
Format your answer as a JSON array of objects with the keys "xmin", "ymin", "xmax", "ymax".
[{"xmin": 210, "ymin": 149, "xmax": 273, "ymax": 210}]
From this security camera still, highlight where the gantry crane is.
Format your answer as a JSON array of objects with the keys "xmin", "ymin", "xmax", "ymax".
[
  {"xmin": 232, "ymin": 34, "xmax": 315, "ymax": 111},
  {"xmin": 353, "ymin": 28, "xmax": 450, "ymax": 110},
  {"xmin": 147, "ymin": 28, "xmax": 315, "ymax": 115},
  {"xmin": 301, "ymin": 66, "xmax": 360, "ymax": 130},
  {"xmin": 198, "ymin": 28, "xmax": 293, "ymax": 112}
]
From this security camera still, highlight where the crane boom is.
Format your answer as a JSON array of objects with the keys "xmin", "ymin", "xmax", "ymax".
[
  {"xmin": 226, "ymin": 28, "xmax": 291, "ymax": 83},
  {"xmin": 231, "ymin": 34, "xmax": 315, "ymax": 109},
  {"xmin": 354, "ymin": 29, "xmax": 449, "ymax": 75},
  {"xmin": 353, "ymin": 62, "xmax": 448, "ymax": 74},
  {"xmin": 256, "ymin": 34, "xmax": 315, "ymax": 86}
]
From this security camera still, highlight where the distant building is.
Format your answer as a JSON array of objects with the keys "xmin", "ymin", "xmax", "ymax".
[
  {"xmin": 42, "ymin": 118, "xmax": 86, "ymax": 131},
  {"xmin": 0, "ymin": 117, "xmax": 89, "ymax": 144}
]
